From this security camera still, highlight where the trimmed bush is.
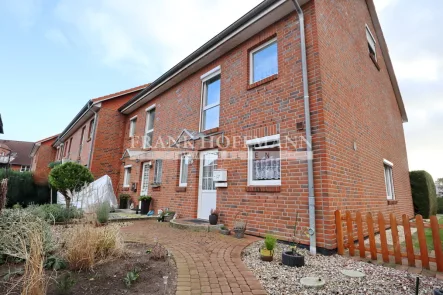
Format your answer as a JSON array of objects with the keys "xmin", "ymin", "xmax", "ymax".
[
  {"xmin": 410, "ymin": 170, "xmax": 437, "ymax": 218},
  {"xmin": 0, "ymin": 170, "xmax": 51, "ymax": 207},
  {"xmin": 27, "ymin": 204, "xmax": 83, "ymax": 223}
]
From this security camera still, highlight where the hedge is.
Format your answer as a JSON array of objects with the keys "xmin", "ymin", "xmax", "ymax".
[
  {"xmin": 409, "ymin": 170, "xmax": 437, "ymax": 218},
  {"xmin": 438, "ymin": 198, "xmax": 443, "ymax": 214},
  {"xmin": 0, "ymin": 169, "xmax": 52, "ymax": 207}
]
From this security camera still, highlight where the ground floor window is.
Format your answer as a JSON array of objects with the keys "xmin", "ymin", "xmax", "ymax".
[
  {"xmin": 247, "ymin": 134, "xmax": 281, "ymax": 186},
  {"xmin": 383, "ymin": 159, "xmax": 395, "ymax": 200},
  {"xmin": 20, "ymin": 165, "xmax": 30, "ymax": 172},
  {"xmin": 154, "ymin": 160, "xmax": 163, "ymax": 184},
  {"xmin": 123, "ymin": 165, "xmax": 132, "ymax": 187},
  {"xmin": 179, "ymin": 155, "xmax": 189, "ymax": 187}
]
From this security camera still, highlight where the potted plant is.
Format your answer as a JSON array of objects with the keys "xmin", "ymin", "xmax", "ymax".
[
  {"xmin": 119, "ymin": 194, "xmax": 130, "ymax": 209},
  {"xmin": 232, "ymin": 211, "xmax": 247, "ymax": 239},
  {"xmin": 209, "ymin": 208, "xmax": 219, "ymax": 225},
  {"xmin": 282, "ymin": 212, "xmax": 308, "ymax": 267},
  {"xmin": 219, "ymin": 225, "xmax": 230, "ymax": 235},
  {"xmin": 151, "ymin": 182, "xmax": 161, "ymax": 188},
  {"xmin": 139, "ymin": 195, "xmax": 152, "ymax": 215},
  {"xmin": 157, "ymin": 210, "xmax": 176, "ymax": 222},
  {"xmin": 260, "ymin": 234, "xmax": 277, "ymax": 262}
]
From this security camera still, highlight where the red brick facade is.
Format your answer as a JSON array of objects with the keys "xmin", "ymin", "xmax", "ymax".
[
  {"xmin": 31, "ymin": 136, "xmax": 58, "ymax": 185},
  {"xmin": 116, "ymin": 0, "xmax": 412, "ymax": 251}
]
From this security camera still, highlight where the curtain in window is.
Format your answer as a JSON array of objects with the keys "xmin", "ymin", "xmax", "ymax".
[{"xmin": 253, "ymin": 156, "xmax": 280, "ymax": 180}]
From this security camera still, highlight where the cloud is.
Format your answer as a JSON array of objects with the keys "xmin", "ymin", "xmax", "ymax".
[
  {"xmin": 45, "ymin": 28, "xmax": 69, "ymax": 47},
  {"xmin": 52, "ymin": 0, "xmax": 262, "ymax": 78},
  {"xmin": 0, "ymin": 0, "xmax": 42, "ymax": 28}
]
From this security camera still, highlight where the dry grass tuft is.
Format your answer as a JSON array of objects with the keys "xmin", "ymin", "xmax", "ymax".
[{"xmin": 62, "ymin": 224, "xmax": 124, "ymax": 271}]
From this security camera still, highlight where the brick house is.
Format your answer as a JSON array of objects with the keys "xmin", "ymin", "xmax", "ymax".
[
  {"xmin": 48, "ymin": 85, "xmax": 147, "ymax": 192},
  {"xmin": 29, "ymin": 134, "xmax": 59, "ymax": 185},
  {"xmin": 0, "ymin": 140, "xmax": 34, "ymax": 172},
  {"xmin": 115, "ymin": 0, "xmax": 412, "ymax": 253}
]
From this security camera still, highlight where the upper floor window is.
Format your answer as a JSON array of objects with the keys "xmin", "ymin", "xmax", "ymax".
[
  {"xmin": 144, "ymin": 107, "xmax": 155, "ymax": 148},
  {"xmin": 79, "ymin": 126, "xmax": 86, "ymax": 155},
  {"xmin": 67, "ymin": 138, "xmax": 73, "ymax": 157},
  {"xmin": 88, "ymin": 119, "xmax": 95, "ymax": 139},
  {"xmin": 247, "ymin": 135, "xmax": 281, "ymax": 186},
  {"xmin": 179, "ymin": 155, "xmax": 189, "ymax": 187},
  {"xmin": 366, "ymin": 25, "xmax": 376, "ymax": 60},
  {"xmin": 201, "ymin": 74, "xmax": 220, "ymax": 131},
  {"xmin": 250, "ymin": 38, "xmax": 278, "ymax": 84},
  {"xmin": 383, "ymin": 159, "xmax": 395, "ymax": 200},
  {"xmin": 129, "ymin": 116, "xmax": 137, "ymax": 137},
  {"xmin": 20, "ymin": 165, "xmax": 30, "ymax": 172},
  {"xmin": 154, "ymin": 159, "xmax": 163, "ymax": 184}
]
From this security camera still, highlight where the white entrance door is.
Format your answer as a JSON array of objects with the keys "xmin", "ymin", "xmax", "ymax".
[
  {"xmin": 198, "ymin": 150, "xmax": 218, "ymax": 219},
  {"xmin": 140, "ymin": 162, "xmax": 150, "ymax": 196}
]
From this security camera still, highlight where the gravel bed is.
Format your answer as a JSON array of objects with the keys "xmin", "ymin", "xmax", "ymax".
[{"xmin": 242, "ymin": 241, "xmax": 442, "ymax": 295}]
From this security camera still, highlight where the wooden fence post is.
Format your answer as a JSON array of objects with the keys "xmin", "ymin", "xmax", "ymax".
[
  {"xmin": 415, "ymin": 215, "xmax": 429, "ymax": 270},
  {"xmin": 430, "ymin": 215, "xmax": 443, "ymax": 272},
  {"xmin": 356, "ymin": 211, "xmax": 365, "ymax": 258},
  {"xmin": 402, "ymin": 214, "xmax": 415, "ymax": 267},
  {"xmin": 366, "ymin": 212, "xmax": 377, "ymax": 260},
  {"xmin": 390, "ymin": 213, "xmax": 402, "ymax": 264},
  {"xmin": 346, "ymin": 211, "xmax": 355, "ymax": 256},
  {"xmin": 335, "ymin": 210, "xmax": 344, "ymax": 255},
  {"xmin": 378, "ymin": 212, "xmax": 389, "ymax": 263}
]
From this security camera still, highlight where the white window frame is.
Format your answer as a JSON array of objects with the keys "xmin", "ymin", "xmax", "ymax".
[
  {"xmin": 249, "ymin": 38, "xmax": 278, "ymax": 84},
  {"xmin": 154, "ymin": 159, "xmax": 162, "ymax": 184},
  {"xmin": 129, "ymin": 116, "xmax": 137, "ymax": 137},
  {"xmin": 144, "ymin": 106, "xmax": 155, "ymax": 148},
  {"xmin": 179, "ymin": 155, "xmax": 189, "ymax": 187},
  {"xmin": 247, "ymin": 134, "xmax": 281, "ymax": 186},
  {"xmin": 199, "ymin": 66, "xmax": 221, "ymax": 132},
  {"xmin": 20, "ymin": 165, "xmax": 30, "ymax": 172},
  {"xmin": 383, "ymin": 159, "xmax": 395, "ymax": 200},
  {"xmin": 123, "ymin": 165, "xmax": 132, "ymax": 187},
  {"xmin": 366, "ymin": 24, "xmax": 377, "ymax": 60}
]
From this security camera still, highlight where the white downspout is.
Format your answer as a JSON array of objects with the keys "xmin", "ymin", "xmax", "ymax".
[{"xmin": 291, "ymin": 0, "xmax": 317, "ymax": 255}]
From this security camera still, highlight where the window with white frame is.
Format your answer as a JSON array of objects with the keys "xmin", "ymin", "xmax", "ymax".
[
  {"xmin": 366, "ymin": 25, "xmax": 377, "ymax": 60},
  {"xmin": 179, "ymin": 155, "xmax": 189, "ymax": 187},
  {"xmin": 154, "ymin": 159, "xmax": 162, "ymax": 184},
  {"xmin": 247, "ymin": 135, "xmax": 281, "ymax": 186},
  {"xmin": 383, "ymin": 160, "xmax": 395, "ymax": 200},
  {"xmin": 201, "ymin": 72, "xmax": 220, "ymax": 131},
  {"xmin": 144, "ymin": 108, "xmax": 155, "ymax": 148},
  {"xmin": 123, "ymin": 165, "xmax": 132, "ymax": 187},
  {"xmin": 20, "ymin": 165, "xmax": 30, "ymax": 172},
  {"xmin": 250, "ymin": 38, "xmax": 278, "ymax": 84},
  {"xmin": 129, "ymin": 116, "xmax": 137, "ymax": 137}
]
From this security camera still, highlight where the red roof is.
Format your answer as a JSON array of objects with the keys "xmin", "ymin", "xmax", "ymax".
[
  {"xmin": 91, "ymin": 84, "xmax": 150, "ymax": 103},
  {"xmin": 0, "ymin": 140, "xmax": 34, "ymax": 166},
  {"xmin": 36, "ymin": 134, "xmax": 60, "ymax": 143}
]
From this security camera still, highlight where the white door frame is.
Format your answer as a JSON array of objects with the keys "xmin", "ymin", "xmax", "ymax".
[
  {"xmin": 198, "ymin": 149, "xmax": 218, "ymax": 219},
  {"xmin": 139, "ymin": 162, "xmax": 150, "ymax": 209}
]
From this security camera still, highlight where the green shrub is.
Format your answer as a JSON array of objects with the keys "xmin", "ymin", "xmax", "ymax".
[
  {"xmin": 27, "ymin": 204, "xmax": 83, "ymax": 223},
  {"xmin": 264, "ymin": 234, "xmax": 277, "ymax": 251},
  {"xmin": 138, "ymin": 195, "xmax": 151, "ymax": 201},
  {"xmin": 0, "ymin": 170, "xmax": 51, "ymax": 207},
  {"xmin": 410, "ymin": 170, "xmax": 437, "ymax": 218},
  {"xmin": 96, "ymin": 202, "xmax": 110, "ymax": 224},
  {"xmin": 438, "ymin": 198, "xmax": 443, "ymax": 214}
]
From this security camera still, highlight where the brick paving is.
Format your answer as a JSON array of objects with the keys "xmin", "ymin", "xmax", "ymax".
[{"xmin": 121, "ymin": 220, "xmax": 267, "ymax": 295}]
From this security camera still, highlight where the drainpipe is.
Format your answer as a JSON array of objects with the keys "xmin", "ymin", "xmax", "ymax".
[
  {"xmin": 291, "ymin": 0, "xmax": 316, "ymax": 255},
  {"xmin": 87, "ymin": 110, "xmax": 98, "ymax": 169}
]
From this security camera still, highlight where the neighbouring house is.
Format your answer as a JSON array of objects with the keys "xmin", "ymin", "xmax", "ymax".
[
  {"xmin": 116, "ymin": 0, "xmax": 412, "ymax": 253},
  {"xmin": 0, "ymin": 140, "xmax": 34, "ymax": 172},
  {"xmin": 30, "ymin": 134, "xmax": 59, "ymax": 185},
  {"xmin": 51, "ymin": 85, "xmax": 148, "ymax": 193},
  {"xmin": 0, "ymin": 114, "xmax": 3, "ymax": 134}
]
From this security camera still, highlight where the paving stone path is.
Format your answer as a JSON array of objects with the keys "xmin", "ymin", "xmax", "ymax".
[{"xmin": 121, "ymin": 220, "xmax": 267, "ymax": 295}]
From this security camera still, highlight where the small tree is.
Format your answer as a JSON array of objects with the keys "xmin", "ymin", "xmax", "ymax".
[{"xmin": 48, "ymin": 162, "xmax": 94, "ymax": 209}]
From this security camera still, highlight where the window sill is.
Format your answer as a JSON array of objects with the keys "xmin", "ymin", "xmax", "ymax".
[
  {"xmin": 387, "ymin": 200, "xmax": 398, "ymax": 205},
  {"xmin": 86, "ymin": 138, "xmax": 91, "ymax": 142},
  {"xmin": 247, "ymin": 74, "xmax": 278, "ymax": 90},
  {"xmin": 246, "ymin": 186, "xmax": 281, "ymax": 193},
  {"xmin": 175, "ymin": 187, "xmax": 186, "ymax": 192},
  {"xmin": 369, "ymin": 53, "xmax": 380, "ymax": 71},
  {"xmin": 202, "ymin": 127, "xmax": 219, "ymax": 135},
  {"xmin": 152, "ymin": 186, "xmax": 161, "ymax": 191},
  {"xmin": 121, "ymin": 187, "xmax": 130, "ymax": 191}
]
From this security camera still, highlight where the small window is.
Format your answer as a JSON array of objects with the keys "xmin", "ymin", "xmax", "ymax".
[
  {"xmin": 179, "ymin": 155, "xmax": 189, "ymax": 187},
  {"xmin": 67, "ymin": 138, "xmax": 73, "ymax": 157},
  {"xmin": 89, "ymin": 119, "xmax": 95, "ymax": 139},
  {"xmin": 247, "ymin": 135, "xmax": 281, "ymax": 186},
  {"xmin": 144, "ymin": 108, "xmax": 155, "ymax": 148},
  {"xmin": 201, "ymin": 75, "xmax": 220, "ymax": 131},
  {"xmin": 123, "ymin": 165, "xmax": 132, "ymax": 187},
  {"xmin": 383, "ymin": 160, "xmax": 395, "ymax": 200},
  {"xmin": 129, "ymin": 117, "xmax": 137, "ymax": 137},
  {"xmin": 154, "ymin": 159, "xmax": 162, "ymax": 184},
  {"xmin": 366, "ymin": 25, "xmax": 376, "ymax": 60},
  {"xmin": 250, "ymin": 38, "xmax": 278, "ymax": 84},
  {"xmin": 20, "ymin": 165, "xmax": 30, "ymax": 172}
]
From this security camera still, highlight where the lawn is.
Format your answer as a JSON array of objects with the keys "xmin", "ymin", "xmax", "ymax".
[{"xmin": 412, "ymin": 215, "xmax": 443, "ymax": 251}]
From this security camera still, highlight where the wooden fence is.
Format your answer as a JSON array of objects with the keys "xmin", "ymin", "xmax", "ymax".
[{"xmin": 335, "ymin": 210, "xmax": 443, "ymax": 272}]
